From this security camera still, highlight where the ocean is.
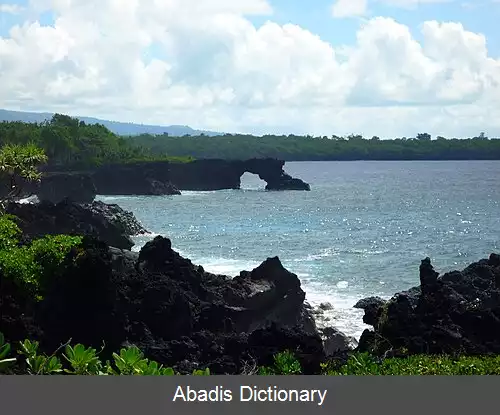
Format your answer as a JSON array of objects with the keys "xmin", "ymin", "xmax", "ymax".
[{"xmin": 96, "ymin": 160, "xmax": 500, "ymax": 340}]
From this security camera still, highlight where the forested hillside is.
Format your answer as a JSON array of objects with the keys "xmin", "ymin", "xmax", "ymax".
[
  {"xmin": 0, "ymin": 114, "xmax": 192, "ymax": 169},
  {"xmin": 1, "ymin": 113, "xmax": 499, "ymax": 164},
  {"xmin": 128, "ymin": 132, "xmax": 500, "ymax": 161}
]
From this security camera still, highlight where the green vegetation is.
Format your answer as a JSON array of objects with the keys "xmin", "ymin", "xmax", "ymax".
[
  {"xmin": 3, "ymin": 333, "xmax": 500, "ymax": 375},
  {"xmin": 0, "ymin": 332, "xmax": 210, "ymax": 376},
  {"xmin": 128, "ymin": 131, "xmax": 500, "ymax": 161},
  {"xmin": 0, "ymin": 114, "xmax": 193, "ymax": 171},
  {"xmin": 0, "ymin": 143, "xmax": 47, "ymax": 203},
  {"xmin": 258, "ymin": 350, "xmax": 303, "ymax": 375},
  {"xmin": 2, "ymin": 114, "xmax": 500, "ymax": 164},
  {"xmin": 0, "ymin": 214, "xmax": 82, "ymax": 300},
  {"xmin": 2, "ymin": 115, "xmax": 500, "ymax": 165},
  {"xmin": 323, "ymin": 352, "xmax": 500, "ymax": 375}
]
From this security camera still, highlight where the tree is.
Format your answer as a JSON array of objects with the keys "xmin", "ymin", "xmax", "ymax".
[
  {"xmin": 417, "ymin": 133, "xmax": 432, "ymax": 141},
  {"xmin": 0, "ymin": 143, "xmax": 48, "ymax": 204}
]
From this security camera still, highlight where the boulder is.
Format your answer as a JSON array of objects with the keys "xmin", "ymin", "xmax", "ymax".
[{"xmin": 321, "ymin": 327, "xmax": 354, "ymax": 356}]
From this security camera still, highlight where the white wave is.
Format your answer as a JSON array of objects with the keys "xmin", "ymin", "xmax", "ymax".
[
  {"xmin": 303, "ymin": 282, "xmax": 371, "ymax": 340},
  {"xmin": 181, "ymin": 190, "xmax": 219, "ymax": 197},
  {"xmin": 95, "ymin": 195, "xmax": 135, "ymax": 202},
  {"xmin": 193, "ymin": 257, "xmax": 261, "ymax": 276},
  {"xmin": 18, "ymin": 195, "xmax": 39, "ymax": 204}
]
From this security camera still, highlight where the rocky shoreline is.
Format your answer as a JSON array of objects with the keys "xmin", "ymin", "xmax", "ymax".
[{"xmin": 1, "ymin": 197, "xmax": 500, "ymax": 374}]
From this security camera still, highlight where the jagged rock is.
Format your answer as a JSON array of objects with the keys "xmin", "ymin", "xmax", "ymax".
[
  {"xmin": 83, "ymin": 200, "xmax": 148, "ymax": 236},
  {"xmin": 354, "ymin": 296, "xmax": 387, "ymax": 326},
  {"xmin": 5, "ymin": 199, "xmax": 146, "ymax": 250},
  {"xmin": 357, "ymin": 254, "xmax": 500, "ymax": 356},
  {"xmin": 420, "ymin": 257, "xmax": 439, "ymax": 295},
  {"xmin": 1, "ymin": 235, "xmax": 325, "ymax": 374},
  {"xmin": 319, "ymin": 302, "xmax": 333, "ymax": 311}
]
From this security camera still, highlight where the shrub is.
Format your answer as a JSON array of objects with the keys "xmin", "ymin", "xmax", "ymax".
[
  {"xmin": 258, "ymin": 350, "xmax": 302, "ymax": 375},
  {"xmin": 0, "ymin": 214, "xmax": 82, "ymax": 300},
  {"xmin": 0, "ymin": 332, "xmax": 211, "ymax": 376},
  {"xmin": 0, "ymin": 214, "xmax": 21, "ymax": 249},
  {"xmin": 325, "ymin": 352, "xmax": 500, "ymax": 375}
]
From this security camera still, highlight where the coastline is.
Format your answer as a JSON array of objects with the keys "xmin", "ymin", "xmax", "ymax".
[{"xmin": 2, "ymin": 195, "xmax": 500, "ymax": 375}]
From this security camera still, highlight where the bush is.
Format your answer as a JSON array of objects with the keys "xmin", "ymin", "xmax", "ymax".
[
  {"xmin": 0, "ymin": 214, "xmax": 22, "ymax": 249},
  {"xmin": 324, "ymin": 352, "xmax": 500, "ymax": 375},
  {"xmin": 0, "ymin": 332, "xmax": 210, "ymax": 376},
  {"xmin": 258, "ymin": 350, "xmax": 302, "ymax": 375},
  {"xmin": 0, "ymin": 215, "xmax": 82, "ymax": 299}
]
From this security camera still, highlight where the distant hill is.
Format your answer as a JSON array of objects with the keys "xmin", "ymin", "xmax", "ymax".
[{"xmin": 0, "ymin": 109, "xmax": 223, "ymax": 137}]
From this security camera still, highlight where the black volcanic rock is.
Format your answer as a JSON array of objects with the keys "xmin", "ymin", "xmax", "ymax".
[
  {"xmin": 357, "ymin": 254, "xmax": 500, "ymax": 356},
  {"xmin": 1, "ymin": 235, "xmax": 326, "ymax": 374},
  {"xmin": 5, "ymin": 199, "xmax": 147, "ymax": 250},
  {"xmin": 354, "ymin": 296, "xmax": 387, "ymax": 326},
  {"xmin": 83, "ymin": 200, "xmax": 148, "ymax": 236},
  {"xmin": 0, "ymin": 172, "xmax": 97, "ymax": 203},
  {"xmin": 36, "ymin": 172, "xmax": 97, "ymax": 204},
  {"xmin": 37, "ymin": 158, "xmax": 309, "ymax": 196},
  {"xmin": 92, "ymin": 161, "xmax": 181, "ymax": 196},
  {"xmin": 168, "ymin": 158, "xmax": 310, "ymax": 191}
]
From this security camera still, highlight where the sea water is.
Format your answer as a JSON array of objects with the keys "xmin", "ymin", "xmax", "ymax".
[{"xmin": 96, "ymin": 160, "xmax": 500, "ymax": 339}]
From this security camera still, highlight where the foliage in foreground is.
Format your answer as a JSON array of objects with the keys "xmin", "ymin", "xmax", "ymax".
[
  {"xmin": 0, "ymin": 214, "xmax": 82, "ymax": 300},
  {"xmin": 323, "ymin": 352, "xmax": 500, "ymax": 375},
  {"xmin": 0, "ymin": 332, "xmax": 210, "ymax": 376},
  {"xmin": 2, "ymin": 331, "xmax": 500, "ymax": 375}
]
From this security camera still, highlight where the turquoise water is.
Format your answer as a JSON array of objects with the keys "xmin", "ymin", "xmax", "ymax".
[{"xmin": 97, "ymin": 160, "xmax": 500, "ymax": 339}]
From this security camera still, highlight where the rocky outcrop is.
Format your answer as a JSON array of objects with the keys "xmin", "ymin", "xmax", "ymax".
[
  {"xmin": 36, "ymin": 172, "xmax": 97, "ymax": 204},
  {"xmin": 5, "ymin": 199, "xmax": 147, "ymax": 250},
  {"xmin": 91, "ymin": 162, "xmax": 181, "ymax": 196},
  {"xmin": 356, "ymin": 254, "xmax": 500, "ymax": 356},
  {"xmin": 0, "ymin": 172, "xmax": 97, "ymax": 203},
  {"xmin": 30, "ymin": 158, "xmax": 309, "ymax": 197},
  {"xmin": 1, "ymin": 235, "xmax": 325, "ymax": 374},
  {"xmin": 169, "ymin": 158, "xmax": 310, "ymax": 191}
]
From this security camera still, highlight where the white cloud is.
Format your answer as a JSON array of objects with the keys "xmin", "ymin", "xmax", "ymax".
[
  {"xmin": 382, "ymin": 0, "xmax": 454, "ymax": 8},
  {"xmin": 0, "ymin": 0, "xmax": 499, "ymax": 138},
  {"xmin": 0, "ymin": 3, "xmax": 24, "ymax": 14},
  {"xmin": 331, "ymin": 0, "xmax": 368, "ymax": 17},
  {"xmin": 331, "ymin": 0, "xmax": 455, "ymax": 18}
]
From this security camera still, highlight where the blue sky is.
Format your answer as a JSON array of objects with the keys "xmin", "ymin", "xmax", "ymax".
[{"xmin": 1, "ymin": 0, "xmax": 500, "ymax": 137}]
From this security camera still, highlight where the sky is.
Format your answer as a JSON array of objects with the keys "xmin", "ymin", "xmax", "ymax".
[{"xmin": 1, "ymin": 0, "xmax": 500, "ymax": 137}]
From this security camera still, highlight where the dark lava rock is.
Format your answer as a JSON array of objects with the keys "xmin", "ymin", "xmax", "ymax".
[
  {"xmin": 356, "ymin": 254, "xmax": 500, "ymax": 356},
  {"xmin": 321, "ymin": 327, "xmax": 353, "ymax": 356},
  {"xmin": 92, "ymin": 161, "xmax": 181, "ymax": 196},
  {"xmin": 83, "ymin": 200, "xmax": 148, "ymax": 236},
  {"xmin": 169, "ymin": 158, "xmax": 310, "ymax": 191},
  {"xmin": 5, "ymin": 199, "xmax": 146, "ymax": 250},
  {"xmin": 1, "ymin": 235, "xmax": 326, "ymax": 374},
  {"xmin": 354, "ymin": 296, "xmax": 387, "ymax": 326},
  {"xmin": 36, "ymin": 172, "xmax": 97, "ymax": 204}
]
